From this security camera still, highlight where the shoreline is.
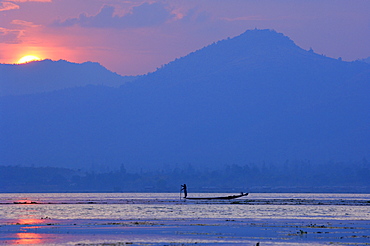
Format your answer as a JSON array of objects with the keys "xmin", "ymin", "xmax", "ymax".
[
  {"xmin": 1, "ymin": 217, "xmax": 370, "ymax": 245},
  {"xmin": 1, "ymin": 193, "xmax": 369, "ymax": 245}
]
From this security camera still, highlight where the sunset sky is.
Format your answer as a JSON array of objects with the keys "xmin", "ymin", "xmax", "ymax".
[{"xmin": 1, "ymin": 0, "xmax": 369, "ymax": 75}]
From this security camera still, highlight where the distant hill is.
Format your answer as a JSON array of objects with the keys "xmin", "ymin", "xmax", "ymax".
[
  {"xmin": 360, "ymin": 56, "xmax": 370, "ymax": 64},
  {"xmin": 0, "ymin": 59, "xmax": 135, "ymax": 96},
  {"xmin": 1, "ymin": 29, "xmax": 369, "ymax": 171}
]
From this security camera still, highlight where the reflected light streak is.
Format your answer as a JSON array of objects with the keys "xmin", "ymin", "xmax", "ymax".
[
  {"xmin": 16, "ymin": 218, "xmax": 45, "ymax": 225},
  {"xmin": 13, "ymin": 199, "xmax": 37, "ymax": 204},
  {"xmin": 10, "ymin": 218, "xmax": 56, "ymax": 245},
  {"xmin": 14, "ymin": 233, "xmax": 43, "ymax": 245}
]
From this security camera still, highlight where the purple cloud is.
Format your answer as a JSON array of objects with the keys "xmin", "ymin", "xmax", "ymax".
[
  {"xmin": 53, "ymin": 2, "xmax": 175, "ymax": 29},
  {"xmin": 179, "ymin": 8, "xmax": 210, "ymax": 24},
  {"xmin": 0, "ymin": 1, "xmax": 19, "ymax": 12},
  {"xmin": 0, "ymin": 27, "xmax": 22, "ymax": 43}
]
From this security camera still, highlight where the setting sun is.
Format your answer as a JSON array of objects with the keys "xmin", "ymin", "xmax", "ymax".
[{"xmin": 17, "ymin": 55, "xmax": 41, "ymax": 64}]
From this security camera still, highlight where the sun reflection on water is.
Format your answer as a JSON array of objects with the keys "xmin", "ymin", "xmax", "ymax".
[
  {"xmin": 9, "ymin": 219, "xmax": 55, "ymax": 245},
  {"xmin": 15, "ymin": 218, "xmax": 45, "ymax": 225},
  {"xmin": 13, "ymin": 233, "xmax": 44, "ymax": 245},
  {"xmin": 13, "ymin": 199, "xmax": 37, "ymax": 204}
]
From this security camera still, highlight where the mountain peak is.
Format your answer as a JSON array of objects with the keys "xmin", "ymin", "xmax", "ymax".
[
  {"xmin": 234, "ymin": 29, "xmax": 297, "ymax": 48},
  {"xmin": 151, "ymin": 29, "xmax": 306, "ymax": 79},
  {"xmin": 200, "ymin": 28, "xmax": 299, "ymax": 56}
]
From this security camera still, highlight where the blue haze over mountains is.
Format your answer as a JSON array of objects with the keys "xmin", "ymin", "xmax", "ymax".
[
  {"xmin": 0, "ymin": 59, "xmax": 134, "ymax": 97},
  {"xmin": 1, "ymin": 29, "xmax": 369, "ymax": 173}
]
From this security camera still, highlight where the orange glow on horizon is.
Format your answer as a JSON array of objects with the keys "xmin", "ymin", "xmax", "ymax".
[
  {"xmin": 15, "ymin": 218, "xmax": 45, "ymax": 224},
  {"xmin": 13, "ymin": 199, "xmax": 38, "ymax": 204},
  {"xmin": 17, "ymin": 55, "xmax": 41, "ymax": 64},
  {"xmin": 0, "ymin": 42, "xmax": 76, "ymax": 65}
]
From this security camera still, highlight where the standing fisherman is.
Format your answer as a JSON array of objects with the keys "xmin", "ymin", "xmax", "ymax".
[{"xmin": 181, "ymin": 184, "xmax": 187, "ymax": 198}]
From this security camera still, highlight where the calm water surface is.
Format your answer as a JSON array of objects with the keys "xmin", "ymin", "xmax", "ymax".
[{"xmin": 1, "ymin": 193, "xmax": 369, "ymax": 221}]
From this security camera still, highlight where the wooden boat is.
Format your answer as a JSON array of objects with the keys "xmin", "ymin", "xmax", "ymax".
[{"xmin": 185, "ymin": 192, "xmax": 248, "ymax": 200}]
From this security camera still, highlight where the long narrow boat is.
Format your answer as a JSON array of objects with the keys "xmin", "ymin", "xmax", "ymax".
[{"xmin": 185, "ymin": 192, "xmax": 248, "ymax": 200}]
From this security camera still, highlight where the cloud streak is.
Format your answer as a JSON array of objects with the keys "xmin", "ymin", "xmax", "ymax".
[
  {"xmin": 0, "ymin": 1, "xmax": 19, "ymax": 11},
  {"xmin": 0, "ymin": 0, "xmax": 51, "ymax": 12},
  {"xmin": 10, "ymin": 0, "xmax": 52, "ymax": 2},
  {"xmin": 11, "ymin": 19, "xmax": 40, "ymax": 27},
  {"xmin": 0, "ymin": 27, "xmax": 23, "ymax": 43},
  {"xmin": 53, "ymin": 2, "xmax": 175, "ymax": 29}
]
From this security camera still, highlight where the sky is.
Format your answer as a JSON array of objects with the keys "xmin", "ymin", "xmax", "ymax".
[{"xmin": 0, "ymin": 0, "xmax": 369, "ymax": 76}]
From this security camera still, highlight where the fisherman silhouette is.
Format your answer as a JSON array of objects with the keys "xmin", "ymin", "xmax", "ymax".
[{"xmin": 181, "ymin": 184, "xmax": 187, "ymax": 198}]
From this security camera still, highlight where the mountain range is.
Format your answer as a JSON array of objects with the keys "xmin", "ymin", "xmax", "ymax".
[
  {"xmin": 0, "ymin": 59, "xmax": 135, "ymax": 97},
  {"xmin": 1, "ymin": 29, "xmax": 369, "ymax": 171}
]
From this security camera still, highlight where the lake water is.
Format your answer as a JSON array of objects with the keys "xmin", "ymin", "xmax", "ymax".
[
  {"xmin": 1, "ymin": 193, "xmax": 369, "ymax": 220},
  {"xmin": 1, "ymin": 193, "xmax": 369, "ymax": 245}
]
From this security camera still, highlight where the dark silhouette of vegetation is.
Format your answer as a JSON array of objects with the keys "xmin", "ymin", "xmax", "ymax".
[{"xmin": 1, "ymin": 159, "xmax": 369, "ymax": 193}]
